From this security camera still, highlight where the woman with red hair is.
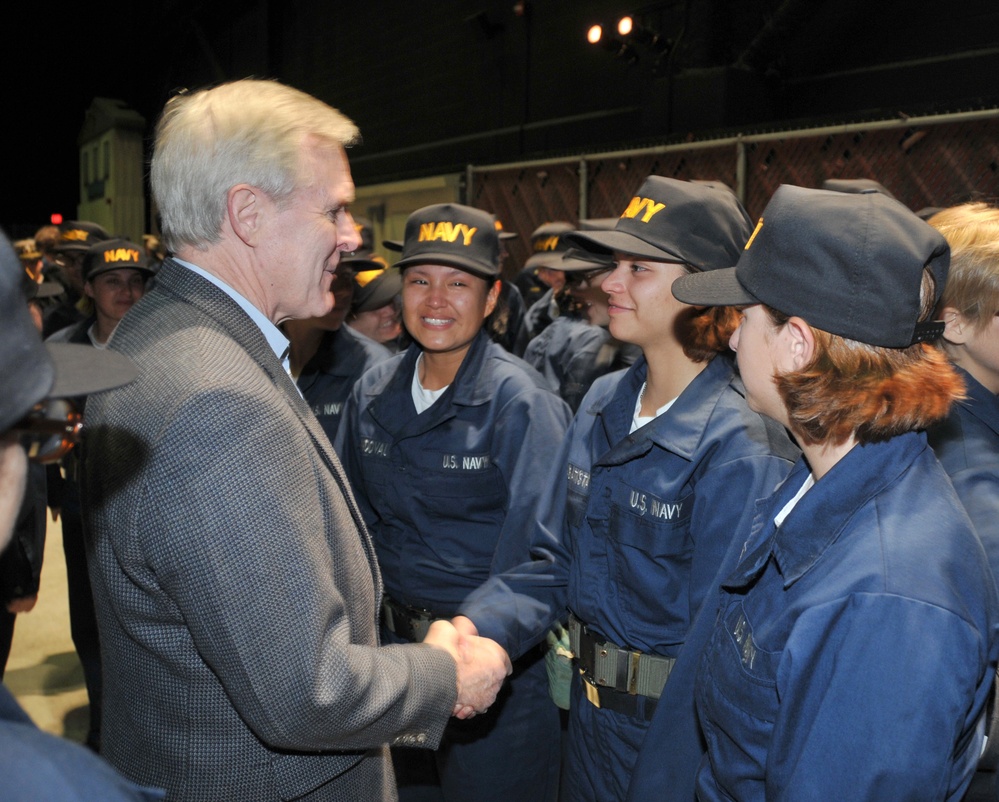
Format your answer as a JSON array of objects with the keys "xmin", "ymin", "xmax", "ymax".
[{"xmin": 670, "ymin": 184, "xmax": 999, "ymax": 801}]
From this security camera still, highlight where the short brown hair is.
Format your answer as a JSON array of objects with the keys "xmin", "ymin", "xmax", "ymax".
[
  {"xmin": 680, "ymin": 305, "xmax": 741, "ymax": 363},
  {"xmin": 929, "ymin": 202, "xmax": 999, "ymax": 332},
  {"xmin": 766, "ymin": 269, "xmax": 963, "ymax": 446}
]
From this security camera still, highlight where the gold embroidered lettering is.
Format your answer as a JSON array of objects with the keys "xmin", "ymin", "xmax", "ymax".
[
  {"xmin": 620, "ymin": 197, "xmax": 666, "ymax": 223},
  {"xmin": 103, "ymin": 248, "xmax": 140, "ymax": 264},
  {"xmin": 745, "ymin": 217, "xmax": 764, "ymax": 250},
  {"xmin": 621, "ymin": 196, "xmax": 644, "ymax": 219},
  {"xmin": 418, "ymin": 222, "xmax": 477, "ymax": 246}
]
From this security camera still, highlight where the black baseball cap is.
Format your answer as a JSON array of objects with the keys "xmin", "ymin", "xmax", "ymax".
[
  {"xmin": 1, "ymin": 229, "xmax": 136, "ymax": 434},
  {"xmin": 820, "ymin": 178, "xmax": 897, "ymax": 200},
  {"xmin": 671, "ymin": 184, "xmax": 950, "ymax": 348},
  {"xmin": 395, "ymin": 203, "xmax": 500, "ymax": 279},
  {"xmin": 22, "ymin": 274, "xmax": 64, "ymax": 301},
  {"xmin": 561, "ymin": 217, "xmax": 617, "ymax": 272},
  {"xmin": 83, "ymin": 238, "xmax": 156, "ymax": 281},
  {"xmin": 493, "ymin": 218, "xmax": 518, "ymax": 240},
  {"xmin": 565, "ymin": 176, "xmax": 752, "ymax": 271},
  {"xmin": 15, "ymin": 239, "xmax": 41, "ymax": 261},
  {"xmin": 341, "ymin": 218, "xmax": 393, "ymax": 291},
  {"xmin": 52, "ymin": 220, "xmax": 111, "ymax": 254},
  {"xmin": 524, "ymin": 220, "xmax": 594, "ymax": 271},
  {"xmin": 352, "ymin": 266, "xmax": 403, "ymax": 313}
]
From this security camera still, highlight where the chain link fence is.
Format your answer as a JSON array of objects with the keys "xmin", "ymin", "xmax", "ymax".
[{"xmin": 467, "ymin": 110, "xmax": 999, "ymax": 278}]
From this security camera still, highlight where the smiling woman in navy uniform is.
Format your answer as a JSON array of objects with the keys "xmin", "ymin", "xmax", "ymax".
[
  {"xmin": 668, "ymin": 185, "xmax": 999, "ymax": 801},
  {"xmin": 456, "ymin": 177, "xmax": 798, "ymax": 801},
  {"xmin": 335, "ymin": 203, "xmax": 570, "ymax": 802}
]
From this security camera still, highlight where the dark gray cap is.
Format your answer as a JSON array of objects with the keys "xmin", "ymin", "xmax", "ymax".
[
  {"xmin": 565, "ymin": 176, "xmax": 752, "ymax": 271},
  {"xmin": 672, "ymin": 185, "xmax": 949, "ymax": 348},
  {"xmin": 395, "ymin": 203, "xmax": 500, "ymax": 279}
]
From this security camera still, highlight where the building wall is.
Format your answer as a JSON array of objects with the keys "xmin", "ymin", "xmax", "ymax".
[{"xmin": 77, "ymin": 128, "xmax": 146, "ymax": 244}]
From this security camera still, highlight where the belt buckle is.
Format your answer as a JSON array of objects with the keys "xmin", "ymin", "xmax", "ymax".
[
  {"xmin": 627, "ymin": 650, "xmax": 641, "ymax": 695},
  {"xmin": 581, "ymin": 670, "xmax": 602, "ymax": 708}
]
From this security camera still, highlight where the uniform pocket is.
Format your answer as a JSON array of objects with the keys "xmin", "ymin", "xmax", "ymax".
[
  {"xmin": 607, "ymin": 492, "xmax": 692, "ymax": 641},
  {"xmin": 420, "ymin": 465, "xmax": 506, "ymax": 566},
  {"xmin": 696, "ymin": 600, "xmax": 780, "ymax": 802}
]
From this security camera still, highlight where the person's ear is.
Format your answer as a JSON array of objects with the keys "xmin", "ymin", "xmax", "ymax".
[
  {"xmin": 483, "ymin": 279, "xmax": 501, "ymax": 318},
  {"xmin": 226, "ymin": 184, "xmax": 264, "ymax": 247},
  {"xmin": 941, "ymin": 306, "xmax": 969, "ymax": 345},
  {"xmin": 783, "ymin": 316, "xmax": 815, "ymax": 370},
  {"xmin": 83, "ymin": 281, "xmax": 95, "ymax": 300}
]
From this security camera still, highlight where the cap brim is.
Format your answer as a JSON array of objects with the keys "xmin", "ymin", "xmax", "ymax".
[
  {"xmin": 382, "ymin": 239, "xmax": 403, "ymax": 252},
  {"xmin": 524, "ymin": 252, "xmax": 569, "ymax": 270},
  {"xmin": 564, "ymin": 229, "xmax": 686, "ymax": 263},
  {"xmin": 46, "ymin": 342, "xmax": 137, "ymax": 398},
  {"xmin": 559, "ymin": 250, "xmax": 615, "ymax": 272},
  {"xmin": 395, "ymin": 254, "xmax": 498, "ymax": 280},
  {"xmin": 671, "ymin": 268, "xmax": 757, "ymax": 307},
  {"xmin": 34, "ymin": 281, "xmax": 65, "ymax": 299},
  {"xmin": 1, "ymin": 334, "xmax": 54, "ymax": 433},
  {"xmin": 498, "ymin": 231, "xmax": 518, "ymax": 240},
  {"xmin": 341, "ymin": 250, "xmax": 389, "ymax": 271},
  {"xmin": 86, "ymin": 265, "xmax": 156, "ymax": 281}
]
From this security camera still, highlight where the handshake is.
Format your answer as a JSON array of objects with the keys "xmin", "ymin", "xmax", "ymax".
[{"xmin": 424, "ymin": 616, "xmax": 511, "ymax": 720}]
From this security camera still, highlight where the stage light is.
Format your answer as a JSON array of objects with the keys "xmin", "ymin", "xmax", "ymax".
[
  {"xmin": 617, "ymin": 16, "xmax": 634, "ymax": 37},
  {"xmin": 586, "ymin": 18, "xmax": 645, "ymax": 66}
]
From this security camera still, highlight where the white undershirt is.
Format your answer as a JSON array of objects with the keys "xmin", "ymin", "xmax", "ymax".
[
  {"xmin": 630, "ymin": 382, "xmax": 677, "ymax": 433},
  {"xmin": 86, "ymin": 323, "xmax": 109, "ymax": 349},
  {"xmin": 774, "ymin": 473, "xmax": 816, "ymax": 528},
  {"xmin": 411, "ymin": 353, "xmax": 449, "ymax": 414}
]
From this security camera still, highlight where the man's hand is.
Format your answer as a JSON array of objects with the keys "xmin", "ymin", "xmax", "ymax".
[
  {"xmin": 451, "ymin": 615, "xmax": 478, "ymax": 639},
  {"xmin": 424, "ymin": 619, "xmax": 512, "ymax": 719}
]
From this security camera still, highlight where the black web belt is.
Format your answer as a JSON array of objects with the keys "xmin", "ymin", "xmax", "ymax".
[
  {"xmin": 381, "ymin": 595, "xmax": 442, "ymax": 642},
  {"xmin": 568, "ymin": 612, "xmax": 675, "ymax": 721}
]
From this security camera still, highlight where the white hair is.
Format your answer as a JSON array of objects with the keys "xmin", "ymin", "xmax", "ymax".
[{"xmin": 151, "ymin": 79, "xmax": 359, "ymax": 253}]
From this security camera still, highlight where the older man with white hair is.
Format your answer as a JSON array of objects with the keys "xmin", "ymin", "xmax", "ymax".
[{"xmin": 82, "ymin": 79, "xmax": 509, "ymax": 802}]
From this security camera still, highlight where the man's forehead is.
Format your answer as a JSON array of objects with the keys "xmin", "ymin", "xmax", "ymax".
[{"xmin": 301, "ymin": 140, "xmax": 354, "ymax": 194}]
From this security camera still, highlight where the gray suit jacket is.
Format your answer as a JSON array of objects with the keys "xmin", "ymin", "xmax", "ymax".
[{"xmin": 82, "ymin": 260, "xmax": 456, "ymax": 802}]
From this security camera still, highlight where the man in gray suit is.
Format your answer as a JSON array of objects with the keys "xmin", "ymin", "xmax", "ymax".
[{"xmin": 82, "ymin": 79, "xmax": 510, "ymax": 802}]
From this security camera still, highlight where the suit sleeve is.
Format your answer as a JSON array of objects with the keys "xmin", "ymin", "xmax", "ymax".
[{"xmin": 137, "ymin": 387, "xmax": 456, "ymax": 752}]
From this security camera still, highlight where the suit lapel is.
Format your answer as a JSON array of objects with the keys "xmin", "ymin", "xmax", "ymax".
[{"xmin": 156, "ymin": 262, "xmax": 383, "ymax": 592}]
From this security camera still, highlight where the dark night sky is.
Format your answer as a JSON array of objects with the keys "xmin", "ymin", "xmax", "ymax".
[
  {"xmin": 2, "ymin": 4, "xmax": 171, "ymax": 236},
  {"xmin": 7, "ymin": 1, "xmax": 997, "ymax": 239}
]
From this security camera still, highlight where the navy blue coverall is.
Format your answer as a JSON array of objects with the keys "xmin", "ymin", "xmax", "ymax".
[
  {"xmin": 928, "ymin": 366, "xmax": 999, "ymax": 581},
  {"xmin": 694, "ymin": 433, "xmax": 999, "ymax": 802},
  {"xmin": 297, "ymin": 324, "xmax": 391, "ymax": 444},
  {"xmin": 335, "ymin": 329, "xmax": 571, "ymax": 802},
  {"xmin": 460, "ymin": 354, "xmax": 796, "ymax": 800}
]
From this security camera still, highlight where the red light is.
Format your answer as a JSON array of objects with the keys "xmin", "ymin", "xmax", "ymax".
[
  {"xmin": 50, "ymin": 213, "xmax": 63, "ymax": 225},
  {"xmin": 587, "ymin": 24, "xmax": 603, "ymax": 44}
]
